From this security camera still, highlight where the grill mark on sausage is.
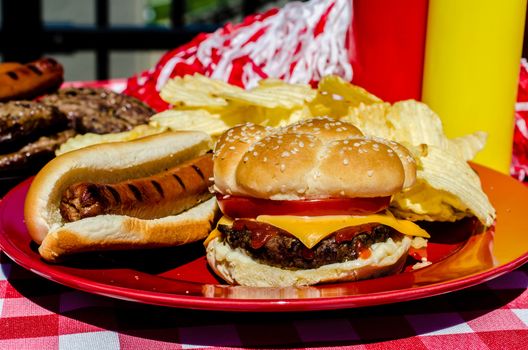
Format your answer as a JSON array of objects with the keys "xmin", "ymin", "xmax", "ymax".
[
  {"xmin": 106, "ymin": 185, "xmax": 121, "ymax": 204},
  {"xmin": 191, "ymin": 164, "xmax": 205, "ymax": 180},
  {"xmin": 7, "ymin": 71, "xmax": 18, "ymax": 80},
  {"xmin": 173, "ymin": 174, "xmax": 186, "ymax": 189},
  {"xmin": 128, "ymin": 184, "xmax": 143, "ymax": 201},
  {"xmin": 27, "ymin": 64, "xmax": 43, "ymax": 75},
  {"xmin": 151, "ymin": 180, "xmax": 164, "ymax": 197}
]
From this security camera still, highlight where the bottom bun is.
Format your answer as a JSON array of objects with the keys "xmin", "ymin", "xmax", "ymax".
[
  {"xmin": 39, "ymin": 197, "xmax": 217, "ymax": 262},
  {"xmin": 206, "ymin": 235, "xmax": 411, "ymax": 287}
]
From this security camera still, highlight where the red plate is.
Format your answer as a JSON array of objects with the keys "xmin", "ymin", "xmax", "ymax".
[{"xmin": 1, "ymin": 164, "xmax": 527, "ymax": 312}]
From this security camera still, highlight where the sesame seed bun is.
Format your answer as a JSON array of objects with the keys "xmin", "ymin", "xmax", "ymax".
[{"xmin": 213, "ymin": 117, "xmax": 416, "ymax": 200}]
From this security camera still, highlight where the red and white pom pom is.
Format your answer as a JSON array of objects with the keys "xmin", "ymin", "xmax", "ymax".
[
  {"xmin": 512, "ymin": 59, "xmax": 528, "ymax": 181},
  {"xmin": 124, "ymin": 0, "xmax": 353, "ymax": 111}
]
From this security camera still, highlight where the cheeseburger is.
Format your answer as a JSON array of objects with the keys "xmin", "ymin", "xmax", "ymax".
[{"xmin": 205, "ymin": 117, "xmax": 430, "ymax": 287}]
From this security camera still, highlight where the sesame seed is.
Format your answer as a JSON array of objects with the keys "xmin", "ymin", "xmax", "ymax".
[
  {"xmin": 367, "ymin": 170, "xmax": 374, "ymax": 177},
  {"xmin": 228, "ymin": 146, "xmax": 235, "ymax": 150},
  {"xmin": 280, "ymin": 164, "xmax": 286, "ymax": 172},
  {"xmin": 299, "ymin": 141, "xmax": 305, "ymax": 148},
  {"xmin": 243, "ymin": 156, "xmax": 248, "ymax": 162},
  {"xmin": 263, "ymin": 157, "xmax": 268, "ymax": 162},
  {"xmin": 253, "ymin": 151, "xmax": 258, "ymax": 156},
  {"xmin": 281, "ymin": 151, "xmax": 290, "ymax": 158},
  {"xmin": 343, "ymin": 159, "xmax": 349, "ymax": 165}
]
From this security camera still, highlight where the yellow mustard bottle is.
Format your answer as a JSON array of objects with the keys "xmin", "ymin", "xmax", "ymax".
[{"xmin": 422, "ymin": 0, "xmax": 527, "ymax": 174}]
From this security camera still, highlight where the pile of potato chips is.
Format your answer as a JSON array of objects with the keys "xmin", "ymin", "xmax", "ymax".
[{"xmin": 58, "ymin": 74, "xmax": 496, "ymax": 227}]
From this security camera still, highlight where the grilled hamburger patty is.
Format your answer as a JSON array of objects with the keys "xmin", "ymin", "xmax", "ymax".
[
  {"xmin": 0, "ymin": 129, "xmax": 76, "ymax": 176},
  {"xmin": 219, "ymin": 222, "xmax": 403, "ymax": 269},
  {"xmin": 41, "ymin": 87, "xmax": 155, "ymax": 134},
  {"xmin": 0, "ymin": 100, "xmax": 67, "ymax": 152}
]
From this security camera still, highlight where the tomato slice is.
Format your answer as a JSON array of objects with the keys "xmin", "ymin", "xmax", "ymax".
[{"xmin": 216, "ymin": 194, "xmax": 391, "ymax": 218}]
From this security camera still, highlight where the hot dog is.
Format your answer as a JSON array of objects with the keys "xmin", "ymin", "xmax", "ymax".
[
  {"xmin": 59, "ymin": 153, "xmax": 213, "ymax": 221},
  {"xmin": 24, "ymin": 131, "xmax": 218, "ymax": 262},
  {"xmin": 0, "ymin": 58, "xmax": 64, "ymax": 102}
]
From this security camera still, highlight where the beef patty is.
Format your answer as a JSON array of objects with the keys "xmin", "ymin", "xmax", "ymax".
[
  {"xmin": 219, "ymin": 221, "xmax": 403, "ymax": 269},
  {"xmin": 0, "ymin": 129, "xmax": 76, "ymax": 177},
  {"xmin": 0, "ymin": 100, "xmax": 68, "ymax": 152},
  {"xmin": 41, "ymin": 87, "xmax": 155, "ymax": 134}
]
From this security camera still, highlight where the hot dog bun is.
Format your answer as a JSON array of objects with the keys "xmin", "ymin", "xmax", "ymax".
[{"xmin": 25, "ymin": 131, "xmax": 217, "ymax": 262}]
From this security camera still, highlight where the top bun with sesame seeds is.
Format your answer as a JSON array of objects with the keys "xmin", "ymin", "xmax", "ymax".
[{"xmin": 213, "ymin": 117, "xmax": 416, "ymax": 200}]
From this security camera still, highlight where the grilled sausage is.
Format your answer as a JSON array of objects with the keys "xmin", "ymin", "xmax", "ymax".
[
  {"xmin": 0, "ymin": 58, "xmax": 64, "ymax": 102},
  {"xmin": 0, "ymin": 63, "xmax": 23, "ymax": 74},
  {"xmin": 59, "ymin": 153, "xmax": 213, "ymax": 222}
]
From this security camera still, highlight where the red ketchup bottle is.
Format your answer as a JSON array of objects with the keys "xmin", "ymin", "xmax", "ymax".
[{"xmin": 349, "ymin": 0, "xmax": 429, "ymax": 102}]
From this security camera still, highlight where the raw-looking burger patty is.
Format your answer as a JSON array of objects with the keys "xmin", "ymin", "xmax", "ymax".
[
  {"xmin": 40, "ymin": 87, "xmax": 155, "ymax": 134},
  {"xmin": 218, "ymin": 221, "xmax": 404, "ymax": 269},
  {"xmin": 0, "ymin": 100, "xmax": 68, "ymax": 152}
]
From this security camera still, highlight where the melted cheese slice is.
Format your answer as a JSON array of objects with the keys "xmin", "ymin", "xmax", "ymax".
[
  {"xmin": 204, "ymin": 216, "xmax": 233, "ymax": 246},
  {"xmin": 257, "ymin": 212, "xmax": 429, "ymax": 248},
  {"xmin": 204, "ymin": 212, "xmax": 429, "ymax": 248}
]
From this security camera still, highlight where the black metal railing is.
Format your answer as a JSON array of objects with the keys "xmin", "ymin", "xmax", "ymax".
[{"xmin": 0, "ymin": 0, "xmax": 270, "ymax": 80}]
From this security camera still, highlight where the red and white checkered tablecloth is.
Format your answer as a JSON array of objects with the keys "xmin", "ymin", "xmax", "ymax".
[{"xmin": 0, "ymin": 249, "xmax": 526, "ymax": 350}]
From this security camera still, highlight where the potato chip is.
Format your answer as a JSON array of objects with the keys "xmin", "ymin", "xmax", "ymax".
[
  {"xmin": 341, "ymin": 102, "xmax": 392, "ymax": 139},
  {"xmin": 318, "ymin": 75, "xmax": 381, "ymax": 107},
  {"xmin": 342, "ymin": 100, "xmax": 494, "ymax": 226},
  {"xmin": 391, "ymin": 145, "xmax": 496, "ymax": 226},
  {"xmin": 218, "ymin": 82, "xmax": 316, "ymax": 109},
  {"xmin": 150, "ymin": 109, "xmax": 231, "ymax": 136},
  {"xmin": 447, "ymin": 131, "xmax": 487, "ymax": 161},
  {"xmin": 56, "ymin": 124, "xmax": 165, "ymax": 155},
  {"xmin": 307, "ymin": 101, "xmax": 333, "ymax": 118},
  {"xmin": 387, "ymin": 101, "xmax": 448, "ymax": 148},
  {"xmin": 160, "ymin": 74, "xmax": 244, "ymax": 108}
]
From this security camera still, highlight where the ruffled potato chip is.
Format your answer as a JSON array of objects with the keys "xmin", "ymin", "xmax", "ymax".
[
  {"xmin": 308, "ymin": 76, "xmax": 382, "ymax": 119},
  {"xmin": 217, "ymin": 82, "xmax": 316, "ymax": 109},
  {"xmin": 343, "ymin": 100, "xmax": 495, "ymax": 226},
  {"xmin": 341, "ymin": 102, "xmax": 392, "ymax": 139},
  {"xmin": 447, "ymin": 132, "xmax": 487, "ymax": 161},
  {"xmin": 160, "ymin": 74, "xmax": 244, "ymax": 107},
  {"xmin": 392, "ymin": 145, "xmax": 496, "ymax": 226},
  {"xmin": 56, "ymin": 124, "xmax": 165, "ymax": 155},
  {"xmin": 318, "ymin": 75, "xmax": 381, "ymax": 107},
  {"xmin": 150, "ymin": 109, "xmax": 231, "ymax": 137}
]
